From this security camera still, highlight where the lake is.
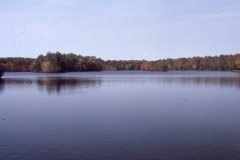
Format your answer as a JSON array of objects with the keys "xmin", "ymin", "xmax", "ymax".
[{"xmin": 1, "ymin": 71, "xmax": 240, "ymax": 160}]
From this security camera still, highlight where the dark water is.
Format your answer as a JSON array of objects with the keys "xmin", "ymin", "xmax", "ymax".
[{"xmin": 1, "ymin": 71, "xmax": 240, "ymax": 160}]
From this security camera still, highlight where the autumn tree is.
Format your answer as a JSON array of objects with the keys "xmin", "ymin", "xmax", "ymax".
[{"xmin": 2, "ymin": 52, "xmax": 240, "ymax": 72}]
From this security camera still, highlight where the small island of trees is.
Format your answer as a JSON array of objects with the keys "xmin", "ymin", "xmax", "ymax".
[
  {"xmin": 0, "ymin": 64, "xmax": 4, "ymax": 78},
  {"xmin": 0, "ymin": 52, "xmax": 240, "ymax": 73},
  {"xmin": 0, "ymin": 72, "xmax": 3, "ymax": 79}
]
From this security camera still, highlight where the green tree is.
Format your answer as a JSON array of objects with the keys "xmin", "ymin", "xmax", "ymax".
[{"xmin": 30, "ymin": 61, "xmax": 41, "ymax": 72}]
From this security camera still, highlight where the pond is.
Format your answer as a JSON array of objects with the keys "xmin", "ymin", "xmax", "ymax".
[{"xmin": 1, "ymin": 71, "xmax": 240, "ymax": 160}]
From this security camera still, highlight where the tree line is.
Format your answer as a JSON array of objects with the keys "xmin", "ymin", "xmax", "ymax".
[{"xmin": 0, "ymin": 52, "xmax": 240, "ymax": 73}]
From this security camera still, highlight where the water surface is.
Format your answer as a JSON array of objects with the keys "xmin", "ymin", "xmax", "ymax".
[{"xmin": 1, "ymin": 71, "xmax": 240, "ymax": 160}]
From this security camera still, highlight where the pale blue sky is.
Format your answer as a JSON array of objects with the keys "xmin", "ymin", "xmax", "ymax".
[{"xmin": 0, "ymin": 0, "xmax": 240, "ymax": 60}]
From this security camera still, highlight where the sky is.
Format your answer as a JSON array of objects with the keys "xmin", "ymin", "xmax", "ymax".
[{"xmin": 0, "ymin": 0, "xmax": 240, "ymax": 60}]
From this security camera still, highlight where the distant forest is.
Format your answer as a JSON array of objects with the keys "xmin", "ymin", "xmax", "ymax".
[{"xmin": 0, "ymin": 52, "xmax": 240, "ymax": 73}]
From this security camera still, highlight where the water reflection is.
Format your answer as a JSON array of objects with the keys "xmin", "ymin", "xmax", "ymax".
[
  {"xmin": 157, "ymin": 77, "xmax": 240, "ymax": 89},
  {"xmin": 36, "ymin": 78, "xmax": 101, "ymax": 94},
  {"xmin": 0, "ymin": 78, "xmax": 102, "ymax": 95},
  {"xmin": 0, "ymin": 78, "xmax": 33, "ymax": 93},
  {"xmin": 0, "ymin": 79, "xmax": 4, "ymax": 93},
  {"xmin": 0, "ymin": 76, "xmax": 240, "ymax": 94}
]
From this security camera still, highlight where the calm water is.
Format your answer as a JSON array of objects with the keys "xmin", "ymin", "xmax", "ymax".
[{"xmin": 1, "ymin": 71, "xmax": 240, "ymax": 160}]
